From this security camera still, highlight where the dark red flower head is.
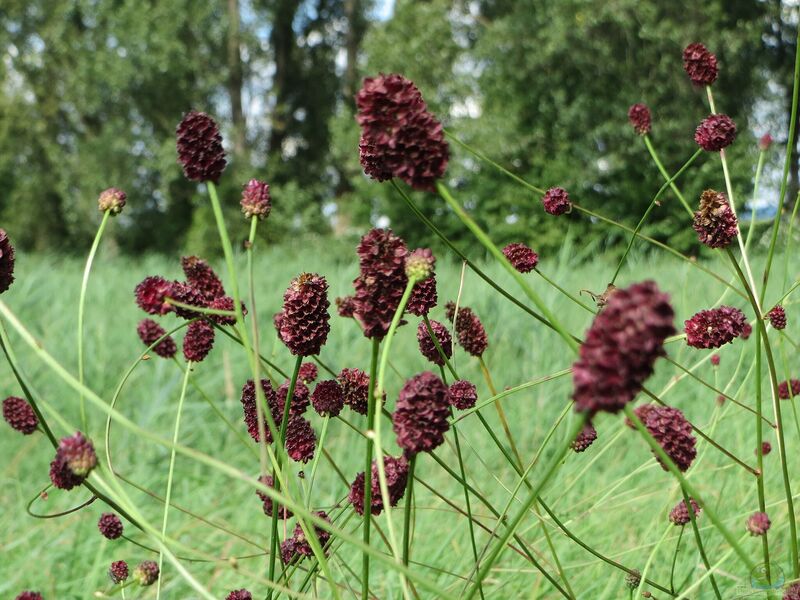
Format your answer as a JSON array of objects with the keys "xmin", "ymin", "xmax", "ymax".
[
  {"xmin": 356, "ymin": 73, "xmax": 449, "ymax": 191},
  {"xmin": 311, "ymin": 379, "xmax": 345, "ymax": 417},
  {"xmin": 502, "ymin": 243, "xmax": 539, "ymax": 273},
  {"xmin": 285, "ymin": 415, "xmax": 316, "ymax": 463},
  {"xmin": 742, "ymin": 322, "xmax": 753, "ymax": 340},
  {"xmin": 299, "ymin": 362, "xmax": 318, "ymax": 384},
  {"xmin": 759, "ymin": 133, "xmax": 773, "ymax": 151},
  {"xmin": 135, "ymin": 276, "xmax": 173, "ymax": 316},
  {"xmin": 98, "ymin": 513, "xmax": 123, "ymax": 540},
  {"xmin": 3, "ymin": 396, "xmax": 38, "ymax": 435},
  {"xmin": 693, "ymin": 189, "xmax": 738, "ymax": 249},
  {"xmin": 133, "ymin": 560, "xmax": 160, "ymax": 586},
  {"xmin": 276, "ymin": 273, "xmax": 331, "ymax": 356},
  {"xmin": 627, "ymin": 103, "xmax": 651, "ymax": 135},
  {"xmin": 445, "ymin": 302, "xmax": 489, "ymax": 357},
  {"xmin": 746, "ymin": 511, "xmax": 771, "ymax": 536},
  {"xmin": 447, "ymin": 380, "xmax": 478, "ymax": 411},
  {"xmin": 176, "ymin": 111, "xmax": 226, "ymax": 183},
  {"xmin": 417, "ymin": 320, "xmax": 452, "ymax": 366},
  {"xmin": 353, "ymin": 228, "xmax": 409, "ymax": 339},
  {"xmin": 49, "ymin": 455, "xmax": 84, "ymax": 490},
  {"xmin": 280, "ymin": 538, "xmax": 299, "ymax": 564},
  {"xmin": 276, "ymin": 380, "xmax": 310, "ymax": 416},
  {"xmin": 542, "ymin": 187, "xmax": 571, "ymax": 216},
  {"xmin": 710, "ymin": 353, "xmax": 720, "ymax": 366},
  {"xmin": 760, "ymin": 441, "xmax": 772, "ymax": 456},
  {"xmin": 98, "ymin": 187, "xmax": 127, "ymax": 215},
  {"xmin": 778, "ymin": 379, "xmax": 800, "ymax": 400},
  {"xmin": 57, "ymin": 431, "xmax": 97, "ymax": 477},
  {"xmin": 695, "ymin": 114, "xmax": 736, "ymax": 152},
  {"xmin": 634, "ymin": 404, "xmax": 697, "ymax": 472},
  {"xmin": 167, "ymin": 281, "xmax": 209, "ymax": 319},
  {"xmin": 181, "ymin": 256, "xmax": 225, "ymax": 301},
  {"xmin": 183, "ymin": 319, "xmax": 215, "ymax": 363},
  {"xmin": 292, "ymin": 511, "xmax": 332, "ymax": 557},
  {"xmin": 109, "ymin": 560, "xmax": 129, "ymax": 584},
  {"xmin": 393, "ymin": 371, "xmax": 450, "ymax": 455},
  {"xmin": 407, "ymin": 275, "xmax": 438, "ymax": 316},
  {"xmin": 572, "ymin": 281, "xmax": 675, "ymax": 414},
  {"xmin": 683, "ymin": 43, "xmax": 718, "ymax": 86},
  {"xmin": 570, "ymin": 423, "xmax": 597, "ymax": 453},
  {"xmin": 784, "ymin": 582, "xmax": 800, "ymax": 600},
  {"xmin": 256, "ymin": 474, "xmax": 292, "ymax": 519},
  {"xmin": 208, "ymin": 295, "xmax": 243, "ymax": 326},
  {"xmin": 241, "ymin": 179, "xmax": 271, "ymax": 220},
  {"xmin": 685, "ymin": 306, "xmax": 747, "ymax": 349},
  {"xmin": 338, "ymin": 368, "xmax": 371, "ymax": 415},
  {"xmin": 15, "ymin": 592, "xmax": 43, "ymax": 600},
  {"xmin": 240, "ymin": 378, "xmax": 281, "ymax": 442},
  {"xmin": 625, "ymin": 571, "xmax": 641, "ymax": 590},
  {"xmin": 348, "ymin": 455, "xmax": 409, "ymax": 516},
  {"xmin": 0, "ymin": 229, "xmax": 15, "ymax": 294},
  {"xmin": 405, "ymin": 248, "xmax": 435, "ymax": 281},
  {"xmin": 226, "ymin": 590, "xmax": 253, "ymax": 600},
  {"xmin": 137, "ymin": 319, "xmax": 177, "ymax": 359},
  {"xmin": 768, "ymin": 305, "xmax": 786, "ymax": 330},
  {"xmin": 669, "ymin": 498, "xmax": 701, "ymax": 526},
  {"xmin": 336, "ymin": 295, "xmax": 357, "ymax": 318}
]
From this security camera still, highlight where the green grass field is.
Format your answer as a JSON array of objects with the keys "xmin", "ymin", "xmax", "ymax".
[{"xmin": 1, "ymin": 240, "xmax": 798, "ymax": 599}]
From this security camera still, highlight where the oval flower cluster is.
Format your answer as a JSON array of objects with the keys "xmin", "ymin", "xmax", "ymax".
[
  {"xmin": 692, "ymin": 189, "xmax": 738, "ymax": 249},
  {"xmin": 684, "ymin": 306, "xmax": 747, "ymax": 349},
  {"xmin": 631, "ymin": 404, "xmax": 697, "ymax": 472},
  {"xmin": 348, "ymin": 455, "xmax": 409, "ymax": 516},
  {"xmin": 572, "ymin": 281, "xmax": 675, "ymax": 415},
  {"xmin": 134, "ymin": 255, "xmax": 246, "ymax": 363},
  {"xmin": 356, "ymin": 73, "xmax": 449, "ymax": 191}
]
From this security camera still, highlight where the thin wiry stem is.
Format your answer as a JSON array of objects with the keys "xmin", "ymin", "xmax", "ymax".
[
  {"xmin": 623, "ymin": 403, "xmax": 754, "ymax": 572},
  {"xmin": 362, "ymin": 338, "xmax": 380, "ymax": 600},
  {"xmin": 680, "ymin": 487, "xmax": 721, "ymax": 599},
  {"xmin": 0, "ymin": 300, "xmax": 455, "ymax": 597},
  {"xmin": 762, "ymin": 25, "xmax": 800, "ymax": 296},
  {"xmin": 156, "ymin": 359, "xmax": 191, "ymax": 599},
  {"xmin": 77, "ymin": 209, "xmax": 111, "ymax": 432}
]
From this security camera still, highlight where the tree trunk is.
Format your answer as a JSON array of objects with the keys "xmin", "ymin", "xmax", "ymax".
[
  {"xmin": 227, "ymin": 0, "xmax": 246, "ymax": 162},
  {"xmin": 268, "ymin": 0, "xmax": 301, "ymax": 160}
]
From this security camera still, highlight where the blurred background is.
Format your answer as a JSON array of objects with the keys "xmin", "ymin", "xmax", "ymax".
[{"xmin": 0, "ymin": 0, "xmax": 797, "ymax": 258}]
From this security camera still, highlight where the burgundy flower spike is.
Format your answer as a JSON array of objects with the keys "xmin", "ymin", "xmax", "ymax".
[
  {"xmin": 356, "ymin": 73, "xmax": 449, "ymax": 191},
  {"xmin": 572, "ymin": 281, "xmax": 675, "ymax": 414}
]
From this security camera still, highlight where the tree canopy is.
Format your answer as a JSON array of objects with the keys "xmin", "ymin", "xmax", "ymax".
[{"xmin": 0, "ymin": 0, "xmax": 793, "ymax": 256}]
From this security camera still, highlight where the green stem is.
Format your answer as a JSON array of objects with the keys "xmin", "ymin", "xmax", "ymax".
[
  {"xmin": 754, "ymin": 313, "xmax": 772, "ymax": 581},
  {"xmin": 745, "ymin": 150, "xmax": 767, "ymax": 253},
  {"xmin": 463, "ymin": 415, "xmax": 587, "ymax": 600},
  {"xmin": 643, "ymin": 136, "xmax": 696, "ymax": 217},
  {"xmin": 402, "ymin": 455, "xmax": 417, "ymax": 565},
  {"xmin": 0, "ymin": 301, "xmax": 455, "ymax": 598},
  {"xmin": 680, "ymin": 487, "xmax": 721, "ymax": 599},
  {"xmin": 669, "ymin": 525, "xmax": 684, "ymax": 594},
  {"xmin": 268, "ymin": 355, "xmax": 303, "ymax": 598},
  {"xmin": 77, "ymin": 209, "xmax": 111, "ymax": 432},
  {"xmin": 436, "ymin": 181, "xmax": 578, "ymax": 353},
  {"xmin": 611, "ymin": 147, "xmax": 701, "ymax": 284},
  {"xmin": 451, "ymin": 424, "xmax": 485, "ymax": 600},
  {"xmin": 622, "ymin": 403, "xmax": 754, "ymax": 571},
  {"xmin": 156, "ymin": 359, "xmax": 192, "ymax": 599},
  {"xmin": 727, "ymin": 249, "xmax": 797, "ymax": 576},
  {"xmin": 373, "ymin": 279, "xmax": 416, "ymax": 596},
  {"xmin": 362, "ymin": 338, "xmax": 380, "ymax": 600},
  {"xmin": 635, "ymin": 525, "xmax": 672, "ymax": 598},
  {"xmin": 762, "ymin": 26, "xmax": 800, "ymax": 296},
  {"xmin": 306, "ymin": 415, "xmax": 330, "ymax": 509},
  {"xmin": 391, "ymin": 180, "xmax": 569, "ymax": 333}
]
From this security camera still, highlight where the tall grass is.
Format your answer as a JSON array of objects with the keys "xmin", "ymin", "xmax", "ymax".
[{"xmin": 1, "ymin": 245, "xmax": 797, "ymax": 597}]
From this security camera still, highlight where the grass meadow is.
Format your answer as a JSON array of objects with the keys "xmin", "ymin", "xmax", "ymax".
[{"xmin": 1, "ymin": 236, "xmax": 798, "ymax": 599}]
